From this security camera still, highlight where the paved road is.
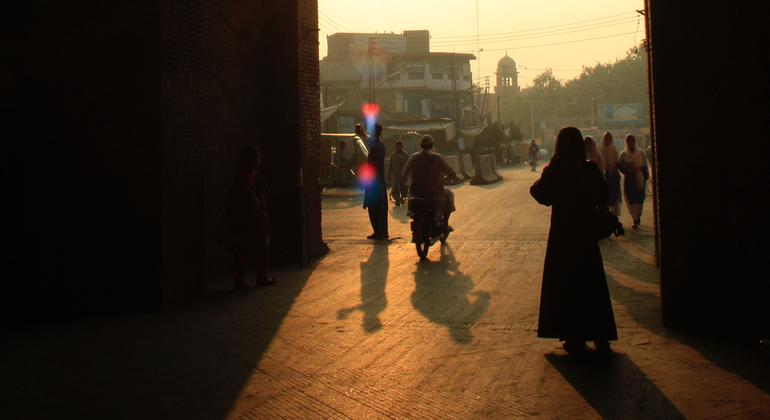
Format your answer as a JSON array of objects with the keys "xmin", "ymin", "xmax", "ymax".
[{"xmin": 4, "ymin": 165, "xmax": 769, "ymax": 419}]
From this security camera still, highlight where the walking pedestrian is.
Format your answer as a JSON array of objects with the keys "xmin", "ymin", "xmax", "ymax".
[
  {"xmin": 363, "ymin": 123, "xmax": 389, "ymax": 240},
  {"xmin": 584, "ymin": 136, "xmax": 604, "ymax": 173},
  {"xmin": 530, "ymin": 126, "xmax": 618, "ymax": 354},
  {"xmin": 598, "ymin": 132, "xmax": 622, "ymax": 217},
  {"xmin": 217, "ymin": 146, "xmax": 277, "ymax": 290},
  {"xmin": 618, "ymin": 134, "xmax": 650, "ymax": 229},
  {"xmin": 528, "ymin": 139, "xmax": 540, "ymax": 171},
  {"xmin": 389, "ymin": 140, "xmax": 409, "ymax": 206}
]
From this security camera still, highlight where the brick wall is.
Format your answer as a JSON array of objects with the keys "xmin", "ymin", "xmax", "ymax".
[{"xmin": 161, "ymin": 0, "xmax": 323, "ymax": 302}]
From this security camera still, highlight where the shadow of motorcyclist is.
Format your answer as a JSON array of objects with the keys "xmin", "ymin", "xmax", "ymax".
[
  {"xmin": 411, "ymin": 244, "xmax": 491, "ymax": 344},
  {"xmin": 389, "ymin": 203, "xmax": 410, "ymax": 224},
  {"xmin": 337, "ymin": 243, "xmax": 389, "ymax": 333}
]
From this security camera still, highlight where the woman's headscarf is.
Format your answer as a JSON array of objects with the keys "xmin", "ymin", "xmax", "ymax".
[
  {"xmin": 551, "ymin": 126, "xmax": 586, "ymax": 171},
  {"xmin": 584, "ymin": 136, "xmax": 604, "ymax": 172},
  {"xmin": 598, "ymin": 132, "xmax": 619, "ymax": 173}
]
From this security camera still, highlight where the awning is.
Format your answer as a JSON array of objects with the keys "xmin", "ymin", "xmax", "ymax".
[{"xmin": 383, "ymin": 119, "xmax": 456, "ymax": 142}]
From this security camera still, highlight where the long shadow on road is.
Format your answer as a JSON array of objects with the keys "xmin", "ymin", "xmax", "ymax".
[
  {"xmin": 606, "ymin": 273, "xmax": 770, "ymax": 395},
  {"xmin": 337, "ymin": 243, "xmax": 389, "ymax": 333},
  {"xmin": 411, "ymin": 244, "xmax": 491, "ymax": 344},
  {"xmin": 547, "ymin": 352, "xmax": 685, "ymax": 419}
]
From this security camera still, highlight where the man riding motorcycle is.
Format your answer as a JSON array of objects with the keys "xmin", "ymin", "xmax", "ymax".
[{"xmin": 401, "ymin": 134, "xmax": 459, "ymax": 232}]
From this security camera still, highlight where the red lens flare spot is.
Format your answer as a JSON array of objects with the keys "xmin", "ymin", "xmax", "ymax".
[
  {"xmin": 357, "ymin": 162, "xmax": 376, "ymax": 187},
  {"xmin": 361, "ymin": 103, "xmax": 380, "ymax": 118}
]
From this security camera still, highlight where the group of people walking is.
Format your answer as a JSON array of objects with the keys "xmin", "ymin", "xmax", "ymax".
[
  {"xmin": 584, "ymin": 131, "xmax": 650, "ymax": 229},
  {"xmin": 530, "ymin": 126, "xmax": 652, "ymax": 356}
]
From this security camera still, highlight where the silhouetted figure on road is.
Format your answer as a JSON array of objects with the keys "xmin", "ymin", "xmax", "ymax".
[
  {"xmin": 218, "ymin": 146, "xmax": 276, "ymax": 290},
  {"xmin": 530, "ymin": 126, "xmax": 617, "ymax": 354},
  {"xmin": 618, "ymin": 134, "xmax": 650, "ymax": 229},
  {"xmin": 584, "ymin": 136, "xmax": 604, "ymax": 173},
  {"xmin": 363, "ymin": 123, "xmax": 388, "ymax": 240},
  {"xmin": 598, "ymin": 132, "xmax": 622, "ymax": 217},
  {"xmin": 401, "ymin": 134, "xmax": 459, "ymax": 231},
  {"xmin": 529, "ymin": 139, "xmax": 540, "ymax": 171},
  {"xmin": 389, "ymin": 140, "xmax": 409, "ymax": 206}
]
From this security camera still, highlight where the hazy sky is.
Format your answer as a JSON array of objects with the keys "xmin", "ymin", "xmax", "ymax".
[{"xmin": 318, "ymin": 0, "xmax": 645, "ymax": 88}]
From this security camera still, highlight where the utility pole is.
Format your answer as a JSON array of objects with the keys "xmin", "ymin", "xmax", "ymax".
[
  {"xmin": 451, "ymin": 53, "xmax": 459, "ymax": 121},
  {"xmin": 476, "ymin": 0, "xmax": 481, "ymax": 81},
  {"xmin": 367, "ymin": 37, "xmax": 376, "ymax": 103},
  {"xmin": 530, "ymin": 101, "xmax": 535, "ymax": 140}
]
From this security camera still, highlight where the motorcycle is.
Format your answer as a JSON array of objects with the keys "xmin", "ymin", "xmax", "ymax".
[{"xmin": 407, "ymin": 196, "xmax": 451, "ymax": 259}]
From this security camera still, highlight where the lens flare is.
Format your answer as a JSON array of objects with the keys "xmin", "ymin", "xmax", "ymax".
[
  {"xmin": 361, "ymin": 103, "xmax": 380, "ymax": 135},
  {"xmin": 357, "ymin": 162, "xmax": 376, "ymax": 188}
]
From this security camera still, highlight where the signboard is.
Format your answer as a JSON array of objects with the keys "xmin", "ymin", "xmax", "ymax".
[{"xmin": 598, "ymin": 103, "xmax": 644, "ymax": 126}]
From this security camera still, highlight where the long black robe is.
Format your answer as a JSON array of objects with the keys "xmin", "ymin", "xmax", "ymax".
[
  {"xmin": 363, "ymin": 138, "xmax": 388, "ymax": 236},
  {"xmin": 530, "ymin": 161, "xmax": 618, "ymax": 341}
]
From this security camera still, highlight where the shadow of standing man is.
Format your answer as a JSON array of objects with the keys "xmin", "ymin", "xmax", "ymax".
[{"xmin": 337, "ymin": 244, "xmax": 389, "ymax": 333}]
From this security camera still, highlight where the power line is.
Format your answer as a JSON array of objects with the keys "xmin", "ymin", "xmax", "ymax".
[
  {"xmin": 334, "ymin": 18, "xmax": 638, "ymax": 53},
  {"xmin": 456, "ymin": 31, "xmax": 638, "ymax": 53},
  {"xmin": 318, "ymin": 15, "xmax": 347, "ymax": 33},
  {"xmin": 432, "ymin": 11, "xmax": 637, "ymax": 40},
  {"xmin": 431, "ymin": 18, "xmax": 638, "ymax": 47},
  {"xmin": 318, "ymin": 11, "xmax": 352, "ymax": 33}
]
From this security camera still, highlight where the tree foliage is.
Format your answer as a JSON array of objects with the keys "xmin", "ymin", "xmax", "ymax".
[{"xmin": 497, "ymin": 42, "xmax": 648, "ymax": 135}]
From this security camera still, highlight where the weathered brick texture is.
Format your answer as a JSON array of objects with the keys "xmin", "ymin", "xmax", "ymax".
[{"xmin": 161, "ymin": 0, "xmax": 323, "ymax": 303}]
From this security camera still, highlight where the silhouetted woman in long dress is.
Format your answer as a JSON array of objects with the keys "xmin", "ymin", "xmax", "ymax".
[
  {"xmin": 530, "ymin": 126, "xmax": 618, "ymax": 354},
  {"xmin": 218, "ymin": 146, "xmax": 276, "ymax": 289},
  {"xmin": 598, "ymin": 132, "xmax": 622, "ymax": 217},
  {"xmin": 618, "ymin": 134, "xmax": 650, "ymax": 229}
]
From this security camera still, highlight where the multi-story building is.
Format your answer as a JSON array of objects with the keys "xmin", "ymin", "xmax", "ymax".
[{"xmin": 320, "ymin": 30, "xmax": 475, "ymax": 132}]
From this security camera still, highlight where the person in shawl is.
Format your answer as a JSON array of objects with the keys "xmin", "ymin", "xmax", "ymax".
[
  {"xmin": 584, "ymin": 136, "xmax": 604, "ymax": 174},
  {"xmin": 598, "ymin": 132, "xmax": 622, "ymax": 217},
  {"xmin": 530, "ymin": 126, "xmax": 618, "ymax": 355},
  {"xmin": 528, "ymin": 139, "xmax": 540, "ymax": 171},
  {"xmin": 618, "ymin": 134, "xmax": 650, "ymax": 229},
  {"xmin": 363, "ymin": 123, "xmax": 389, "ymax": 240}
]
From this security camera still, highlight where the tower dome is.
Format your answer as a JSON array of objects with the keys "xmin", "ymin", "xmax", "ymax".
[
  {"xmin": 495, "ymin": 53, "xmax": 519, "ymax": 96},
  {"xmin": 498, "ymin": 55, "xmax": 516, "ymax": 68}
]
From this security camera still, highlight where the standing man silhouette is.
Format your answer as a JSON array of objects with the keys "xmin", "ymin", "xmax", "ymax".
[{"xmin": 364, "ymin": 123, "xmax": 388, "ymax": 239}]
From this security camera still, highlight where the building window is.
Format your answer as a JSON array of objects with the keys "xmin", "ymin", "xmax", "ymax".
[
  {"xmin": 405, "ymin": 97, "xmax": 421, "ymax": 113},
  {"xmin": 463, "ymin": 75, "xmax": 470, "ymax": 81},
  {"xmin": 432, "ymin": 73, "xmax": 444, "ymax": 79},
  {"xmin": 408, "ymin": 72, "xmax": 425, "ymax": 80}
]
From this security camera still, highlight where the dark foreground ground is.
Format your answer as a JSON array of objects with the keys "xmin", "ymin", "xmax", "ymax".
[{"xmin": 4, "ymin": 165, "xmax": 769, "ymax": 419}]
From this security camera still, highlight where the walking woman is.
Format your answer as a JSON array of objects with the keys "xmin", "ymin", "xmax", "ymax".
[
  {"xmin": 618, "ymin": 134, "xmax": 650, "ymax": 229},
  {"xmin": 584, "ymin": 136, "xmax": 604, "ymax": 174},
  {"xmin": 528, "ymin": 139, "xmax": 540, "ymax": 171},
  {"xmin": 598, "ymin": 132, "xmax": 622, "ymax": 217},
  {"xmin": 530, "ymin": 126, "xmax": 618, "ymax": 354},
  {"xmin": 218, "ymin": 146, "xmax": 276, "ymax": 290}
]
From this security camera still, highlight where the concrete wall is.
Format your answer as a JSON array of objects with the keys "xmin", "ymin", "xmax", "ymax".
[{"xmin": 647, "ymin": 0, "xmax": 770, "ymax": 338}]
